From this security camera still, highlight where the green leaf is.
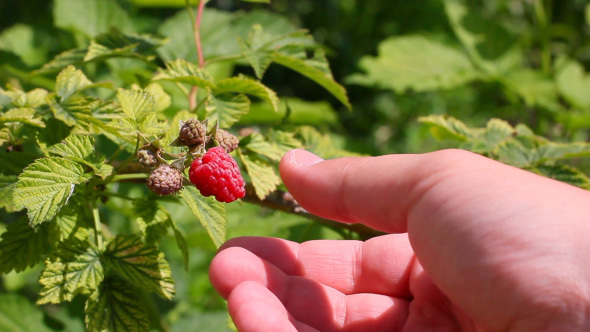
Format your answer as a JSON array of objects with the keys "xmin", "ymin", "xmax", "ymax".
[
  {"xmin": 85, "ymin": 277, "xmax": 150, "ymax": 332},
  {"xmin": 0, "ymin": 218, "xmax": 54, "ymax": 274},
  {"xmin": 241, "ymin": 131, "xmax": 301, "ymax": 162},
  {"xmin": 13, "ymin": 157, "xmax": 85, "ymax": 225},
  {"xmin": 38, "ymin": 242, "xmax": 104, "ymax": 304},
  {"xmin": 418, "ymin": 115, "xmax": 479, "ymax": 141},
  {"xmin": 538, "ymin": 142, "xmax": 590, "ymax": 162},
  {"xmin": 0, "ymin": 24, "xmax": 48, "ymax": 67},
  {"xmin": 555, "ymin": 57, "xmax": 590, "ymax": 109},
  {"xmin": 347, "ymin": 35, "xmax": 480, "ymax": 94},
  {"xmin": 534, "ymin": 164, "xmax": 590, "ymax": 190},
  {"xmin": 115, "ymin": 88, "xmax": 163, "ymax": 136},
  {"xmin": 496, "ymin": 139, "xmax": 537, "ymax": 167},
  {"xmin": 238, "ymin": 25, "xmax": 276, "ymax": 78},
  {"xmin": 215, "ymin": 75, "xmax": 279, "ymax": 112},
  {"xmin": 0, "ymin": 128, "xmax": 9, "ymax": 146},
  {"xmin": 0, "ymin": 174, "xmax": 18, "ymax": 211},
  {"xmin": 443, "ymin": 0, "xmax": 519, "ymax": 75},
  {"xmin": 181, "ymin": 186, "xmax": 227, "ymax": 248},
  {"xmin": 157, "ymin": 9, "xmax": 296, "ymax": 62},
  {"xmin": 133, "ymin": 199, "xmax": 170, "ymax": 244},
  {"xmin": 238, "ymin": 150, "xmax": 281, "ymax": 200},
  {"xmin": 295, "ymin": 125, "xmax": 364, "ymax": 159},
  {"xmin": 48, "ymin": 134, "xmax": 94, "ymax": 160},
  {"xmin": 0, "ymin": 294, "xmax": 53, "ymax": 332},
  {"xmin": 153, "ymin": 59, "xmax": 215, "ymax": 89},
  {"xmin": 84, "ymin": 29, "xmax": 167, "ymax": 63},
  {"xmin": 104, "ymin": 235, "xmax": 175, "ymax": 299},
  {"xmin": 170, "ymin": 220, "xmax": 189, "ymax": 272},
  {"xmin": 54, "ymin": 0, "xmax": 134, "ymax": 38},
  {"xmin": 274, "ymin": 48, "xmax": 350, "ymax": 109},
  {"xmin": 143, "ymin": 82, "xmax": 171, "ymax": 112},
  {"xmin": 205, "ymin": 93, "xmax": 250, "ymax": 128},
  {"xmin": 54, "ymin": 207, "xmax": 90, "ymax": 242},
  {"xmin": 48, "ymin": 94, "xmax": 95, "ymax": 128},
  {"xmin": 242, "ymin": 133, "xmax": 285, "ymax": 161},
  {"xmin": 0, "ymin": 108, "xmax": 45, "ymax": 127},
  {"xmin": 33, "ymin": 48, "xmax": 87, "ymax": 75},
  {"xmin": 47, "ymin": 134, "xmax": 112, "ymax": 178},
  {"xmin": 55, "ymin": 65, "xmax": 111, "ymax": 102},
  {"xmin": 503, "ymin": 68, "xmax": 558, "ymax": 109},
  {"xmin": 36, "ymin": 118, "xmax": 73, "ymax": 155}
]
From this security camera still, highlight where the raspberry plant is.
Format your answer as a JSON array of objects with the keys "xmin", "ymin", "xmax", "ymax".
[{"xmin": 0, "ymin": 0, "xmax": 353, "ymax": 330}]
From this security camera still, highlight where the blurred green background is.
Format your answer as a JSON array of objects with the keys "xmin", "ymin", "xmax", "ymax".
[{"xmin": 2, "ymin": 0, "xmax": 590, "ymax": 331}]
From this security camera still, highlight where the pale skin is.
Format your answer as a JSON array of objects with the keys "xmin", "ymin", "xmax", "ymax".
[{"xmin": 209, "ymin": 149, "xmax": 590, "ymax": 331}]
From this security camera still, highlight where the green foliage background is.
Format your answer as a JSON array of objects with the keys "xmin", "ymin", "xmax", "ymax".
[{"xmin": 2, "ymin": 0, "xmax": 590, "ymax": 331}]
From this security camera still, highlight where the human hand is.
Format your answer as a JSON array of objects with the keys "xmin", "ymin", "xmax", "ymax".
[{"xmin": 209, "ymin": 149, "xmax": 590, "ymax": 331}]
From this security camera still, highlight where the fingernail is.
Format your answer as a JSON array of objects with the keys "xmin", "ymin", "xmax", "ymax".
[{"xmin": 289, "ymin": 149, "xmax": 324, "ymax": 166}]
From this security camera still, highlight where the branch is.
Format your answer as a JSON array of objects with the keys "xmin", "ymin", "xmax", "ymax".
[
  {"xmin": 111, "ymin": 161, "xmax": 385, "ymax": 239},
  {"xmin": 188, "ymin": 0, "xmax": 207, "ymax": 110}
]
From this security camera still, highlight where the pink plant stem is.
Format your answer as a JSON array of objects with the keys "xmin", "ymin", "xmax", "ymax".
[{"xmin": 189, "ymin": 0, "xmax": 206, "ymax": 110}]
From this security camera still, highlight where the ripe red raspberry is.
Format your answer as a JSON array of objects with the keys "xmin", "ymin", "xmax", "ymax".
[{"xmin": 189, "ymin": 147, "xmax": 245, "ymax": 203}]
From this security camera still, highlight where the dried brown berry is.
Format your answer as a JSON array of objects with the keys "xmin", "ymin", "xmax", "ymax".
[
  {"xmin": 137, "ymin": 149, "xmax": 158, "ymax": 167},
  {"xmin": 147, "ymin": 165, "xmax": 183, "ymax": 195},
  {"xmin": 179, "ymin": 118, "xmax": 207, "ymax": 146},
  {"xmin": 215, "ymin": 129, "xmax": 239, "ymax": 153}
]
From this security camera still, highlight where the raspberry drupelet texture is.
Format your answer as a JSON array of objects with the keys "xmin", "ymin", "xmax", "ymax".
[
  {"xmin": 214, "ymin": 129, "xmax": 239, "ymax": 153},
  {"xmin": 137, "ymin": 149, "xmax": 158, "ymax": 167},
  {"xmin": 147, "ymin": 165, "xmax": 183, "ymax": 195},
  {"xmin": 189, "ymin": 147, "xmax": 245, "ymax": 203},
  {"xmin": 179, "ymin": 118, "xmax": 207, "ymax": 146}
]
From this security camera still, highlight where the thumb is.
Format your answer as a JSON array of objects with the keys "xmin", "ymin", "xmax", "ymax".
[{"xmin": 279, "ymin": 149, "xmax": 431, "ymax": 233}]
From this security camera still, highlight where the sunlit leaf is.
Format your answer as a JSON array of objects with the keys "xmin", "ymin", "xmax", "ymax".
[
  {"xmin": 215, "ymin": 75, "xmax": 279, "ymax": 112},
  {"xmin": 13, "ymin": 157, "xmax": 85, "ymax": 225},
  {"xmin": 153, "ymin": 59, "xmax": 215, "ymax": 89},
  {"xmin": 181, "ymin": 186, "xmax": 227, "ymax": 248},
  {"xmin": 38, "ymin": 241, "xmax": 104, "ymax": 304},
  {"xmin": 205, "ymin": 93, "xmax": 250, "ymax": 128},
  {"xmin": 55, "ymin": 66, "xmax": 112, "ymax": 102},
  {"xmin": 238, "ymin": 150, "xmax": 281, "ymax": 200},
  {"xmin": 0, "ymin": 108, "xmax": 45, "ymax": 127},
  {"xmin": 418, "ymin": 115, "xmax": 479, "ymax": 141},
  {"xmin": 347, "ymin": 35, "xmax": 479, "ymax": 94}
]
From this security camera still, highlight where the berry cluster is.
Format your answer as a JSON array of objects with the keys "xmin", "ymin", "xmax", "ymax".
[
  {"xmin": 140, "ymin": 118, "xmax": 244, "ymax": 202},
  {"xmin": 189, "ymin": 147, "xmax": 245, "ymax": 203}
]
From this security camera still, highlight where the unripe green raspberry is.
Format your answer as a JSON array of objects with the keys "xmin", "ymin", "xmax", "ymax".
[
  {"xmin": 215, "ymin": 129, "xmax": 239, "ymax": 153},
  {"xmin": 179, "ymin": 118, "xmax": 207, "ymax": 146}
]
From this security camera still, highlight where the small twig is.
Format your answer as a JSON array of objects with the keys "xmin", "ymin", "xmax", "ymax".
[
  {"xmin": 241, "ymin": 184, "xmax": 386, "ymax": 240},
  {"xmin": 91, "ymin": 201, "xmax": 104, "ymax": 250},
  {"xmin": 187, "ymin": 0, "xmax": 207, "ymax": 110}
]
